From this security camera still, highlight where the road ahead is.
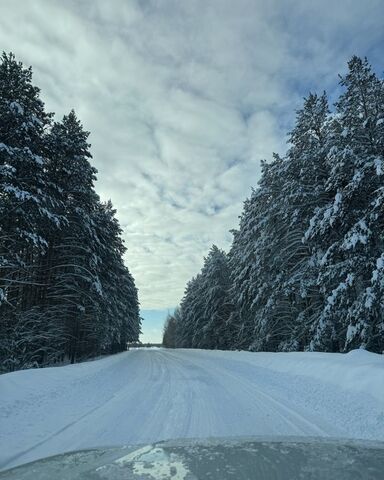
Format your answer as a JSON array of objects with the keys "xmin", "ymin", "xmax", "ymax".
[{"xmin": 1, "ymin": 348, "xmax": 383, "ymax": 469}]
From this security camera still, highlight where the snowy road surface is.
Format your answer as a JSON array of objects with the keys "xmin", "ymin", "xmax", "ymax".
[{"xmin": 1, "ymin": 348, "xmax": 383, "ymax": 470}]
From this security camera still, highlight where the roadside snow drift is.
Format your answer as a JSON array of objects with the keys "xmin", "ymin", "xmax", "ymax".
[{"xmin": 1, "ymin": 348, "xmax": 383, "ymax": 470}]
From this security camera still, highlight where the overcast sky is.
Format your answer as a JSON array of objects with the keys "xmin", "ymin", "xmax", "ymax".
[{"xmin": 1, "ymin": 0, "xmax": 383, "ymax": 341}]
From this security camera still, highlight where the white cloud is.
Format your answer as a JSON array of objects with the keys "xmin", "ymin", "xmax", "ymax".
[{"xmin": 0, "ymin": 0, "xmax": 383, "ymax": 310}]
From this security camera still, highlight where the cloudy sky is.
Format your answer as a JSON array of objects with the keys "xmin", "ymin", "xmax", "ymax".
[{"xmin": 1, "ymin": 0, "xmax": 383, "ymax": 341}]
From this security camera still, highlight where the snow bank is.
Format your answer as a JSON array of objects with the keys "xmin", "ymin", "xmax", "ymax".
[{"xmin": 232, "ymin": 348, "xmax": 384, "ymax": 404}]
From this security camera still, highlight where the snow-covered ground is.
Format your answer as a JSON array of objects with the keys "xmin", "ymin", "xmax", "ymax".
[{"xmin": 1, "ymin": 348, "xmax": 383, "ymax": 470}]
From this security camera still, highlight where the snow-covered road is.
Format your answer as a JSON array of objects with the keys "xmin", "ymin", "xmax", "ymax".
[{"xmin": 1, "ymin": 348, "xmax": 383, "ymax": 470}]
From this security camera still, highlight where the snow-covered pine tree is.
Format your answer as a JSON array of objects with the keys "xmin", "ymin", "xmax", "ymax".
[
  {"xmin": 118, "ymin": 266, "xmax": 141, "ymax": 348},
  {"xmin": 307, "ymin": 57, "xmax": 384, "ymax": 352},
  {"xmin": 0, "ymin": 52, "xmax": 61, "ymax": 371},
  {"xmin": 197, "ymin": 245, "xmax": 232, "ymax": 349},
  {"xmin": 92, "ymin": 200, "xmax": 141, "ymax": 354},
  {"xmin": 44, "ymin": 111, "xmax": 103, "ymax": 363},
  {"xmin": 227, "ymin": 195, "xmax": 260, "ymax": 349},
  {"xmin": 236, "ymin": 94, "xmax": 331, "ymax": 353},
  {"xmin": 174, "ymin": 246, "xmax": 233, "ymax": 349},
  {"xmin": 176, "ymin": 274, "xmax": 205, "ymax": 348},
  {"xmin": 162, "ymin": 308, "xmax": 180, "ymax": 348},
  {"xmin": 271, "ymin": 93, "xmax": 331, "ymax": 351},
  {"xmin": 228, "ymin": 156, "xmax": 290, "ymax": 351}
]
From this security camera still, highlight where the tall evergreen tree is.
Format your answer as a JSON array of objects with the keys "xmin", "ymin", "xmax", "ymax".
[
  {"xmin": 162, "ymin": 308, "xmax": 180, "ymax": 348},
  {"xmin": 174, "ymin": 246, "xmax": 232, "ymax": 349},
  {"xmin": 0, "ymin": 53, "xmax": 141, "ymax": 372},
  {"xmin": 44, "ymin": 111, "xmax": 102, "ymax": 363},
  {"xmin": 176, "ymin": 274, "xmax": 204, "ymax": 348},
  {"xmin": 198, "ymin": 245, "xmax": 233, "ymax": 349},
  {"xmin": 308, "ymin": 57, "xmax": 384, "ymax": 352},
  {"xmin": 0, "ymin": 53, "xmax": 58, "ymax": 370}
]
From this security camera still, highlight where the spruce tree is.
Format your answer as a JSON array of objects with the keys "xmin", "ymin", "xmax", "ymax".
[
  {"xmin": 0, "ymin": 53, "xmax": 58, "ymax": 370},
  {"xmin": 308, "ymin": 57, "xmax": 384, "ymax": 352}
]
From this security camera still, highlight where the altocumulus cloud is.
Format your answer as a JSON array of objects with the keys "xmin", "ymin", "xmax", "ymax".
[{"xmin": 0, "ymin": 0, "xmax": 383, "ymax": 312}]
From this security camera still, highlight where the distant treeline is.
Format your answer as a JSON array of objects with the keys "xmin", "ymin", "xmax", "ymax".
[
  {"xmin": 0, "ymin": 53, "xmax": 141, "ymax": 373},
  {"xmin": 164, "ymin": 57, "xmax": 384, "ymax": 354}
]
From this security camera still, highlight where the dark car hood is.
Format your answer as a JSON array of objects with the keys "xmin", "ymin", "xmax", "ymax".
[{"xmin": 1, "ymin": 436, "xmax": 384, "ymax": 480}]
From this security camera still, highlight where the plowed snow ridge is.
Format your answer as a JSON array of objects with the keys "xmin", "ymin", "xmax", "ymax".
[{"xmin": 1, "ymin": 348, "xmax": 383, "ymax": 470}]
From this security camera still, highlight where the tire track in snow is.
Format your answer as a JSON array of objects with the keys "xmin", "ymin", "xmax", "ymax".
[
  {"xmin": 1, "ymin": 350, "xmax": 171, "ymax": 469},
  {"xmin": 162, "ymin": 349, "xmax": 341, "ymax": 437}
]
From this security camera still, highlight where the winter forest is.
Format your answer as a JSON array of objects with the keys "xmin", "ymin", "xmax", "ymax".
[
  {"xmin": 164, "ymin": 57, "xmax": 384, "ymax": 354},
  {"xmin": 0, "ymin": 53, "xmax": 141, "ymax": 373},
  {"xmin": 1, "ymin": 52, "xmax": 383, "ymax": 377}
]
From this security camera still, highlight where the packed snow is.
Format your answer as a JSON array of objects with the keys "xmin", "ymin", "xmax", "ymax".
[{"xmin": 0, "ymin": 348, "xmax": 383, "ymax": 471}]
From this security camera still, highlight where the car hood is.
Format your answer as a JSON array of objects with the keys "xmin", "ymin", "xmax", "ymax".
[{"xmin": 1, "ymin": 436, "xmax": 384, "ymax": 480}]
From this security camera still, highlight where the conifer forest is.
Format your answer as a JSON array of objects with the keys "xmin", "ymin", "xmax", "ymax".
[
  {"xmin": 0, "ymin": 53, "xmax": 141, "ymax": 373},
  {"xmin": 164, "ymin": 57, "xmax": 384, "ymax": 354}
]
